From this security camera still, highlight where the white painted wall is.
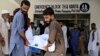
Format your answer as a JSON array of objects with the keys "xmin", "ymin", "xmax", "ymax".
[
  {"xmin": 89, "ymin": 0, "xmax": 100, "ymax": 29},
  {"xmin": 0, "ymin": 0, "xmax": 19, "ymax": 15}
]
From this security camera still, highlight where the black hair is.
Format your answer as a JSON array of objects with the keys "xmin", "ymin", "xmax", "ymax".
[
  {"xmin": 91, "ymin": 23, "xmax": 96, "ymax": 26},
  {"xmin": 23, "ymin": 13, "xmax": 28, "ymax": 31},
  {"xmin": 73, "ymin": 23, "xmax": 78, "ymax": 25},
  {"xmin": 13, "ymin": 8, "xmax": 20, "ymax": 16},
  {"xmin": 30, "ymin": 22, "xmax": 34, "ymax": 25},
  {"xmin": 43, "ymin": 7, "xmax": 54, "ymax": 15},
  {"xmin": 21, "ymin": 0, "xmax": 30, "ymax": 6},
  {"xmin": 59, "ymin": 21, "xmax": 64, "ymax": 24},
  {"xmin": 80, "ymin": 28, "xmax": 84, "ymax": 32}
]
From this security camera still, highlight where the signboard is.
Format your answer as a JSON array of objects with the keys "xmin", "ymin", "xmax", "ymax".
[
  {"xmin": 35, "ymin": 3, "xmax": 90, "ymax": 14},
  {"xmin": 80, "ymin": 3, "xmax": 90, "ymax": 12}
]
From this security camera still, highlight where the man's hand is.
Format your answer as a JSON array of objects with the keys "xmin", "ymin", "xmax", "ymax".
[
  {"xmin": 0, "ymin": 37, "xmax": 4, "ymax": 42},
  {"xmin": 96, "ymin": 42, "xmax": 99, "ymax": 46},
  {"xmin": 43, "ymin": 46, "xmax": 48, "ymax": 51},
  {"xmin": 19, "ymin": 32, "xmax": 29, "ymax": 46},
  {"xmin": 1, "ymin": 41, "xmax": 5, "ymax": 46},
  {"xmin": 0, "ymin": 37, "xmax": 5, "ymax": 46},
  {"xmin": 24, "ymin": 39, "xmax": 29, "ymax": 46}
]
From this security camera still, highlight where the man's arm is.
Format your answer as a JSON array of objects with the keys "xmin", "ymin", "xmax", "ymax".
[
  {"xmin": 19, "ymin": 32, "xmax": 29, "ymax": 46},
  {"xmin": 0, "ymin": 33, "xmax": 3, "ymax": 41},
  {"xmin": 97, "ymin": 30, "xmax": 100, "ymax": 46},
  {"xmin": 16, "ymin": 15, "xmax": 29, "ymax": 46},
  {"xmin": 0, "ymin": 33, "xmax": 5, "ymax": 45},
  {"xmin": 0, "ymin": 20, "xmax": 5, "ymax": 46},
  {"xmin": 45, "ymin": 21, "xmax": 57, "ymax": 51}
]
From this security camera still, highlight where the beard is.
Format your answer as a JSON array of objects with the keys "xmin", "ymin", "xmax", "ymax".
[
  {"xmin": 22, "ymin": 11, "xmax": 27, "ymax": 14},
  {"xmin": 21, "ymin": 9, "xmax": 27, "ymax": 14},
  {"xmin": 44, "ymin": 19, "xmax": 52, "ymax": 27},
  {"xmin": 92, "ymin": 27, "xmax": 96, "ymax": 30}
]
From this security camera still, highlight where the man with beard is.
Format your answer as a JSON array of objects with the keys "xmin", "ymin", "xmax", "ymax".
[
  {"xmin": 0, "ymin": 10, "xmax": 10, "ymax": 56},
  {"xmin": 43, "ymin": 7, "xmax": 65, "ymax": 56},
  {"xmin": 88, "ymin": 23, "xmax": 100, "ymax": 56},
  {"xmin": 9, "ymin": 0, "xmax": 30, "ymax": 56},
  {"xmin": 69, "ymin": 24, "xmax": 80, "ymax": 56}
]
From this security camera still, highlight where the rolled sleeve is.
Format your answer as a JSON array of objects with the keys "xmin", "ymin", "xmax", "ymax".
[
  {"xmin": 16, "ymin": 14, "xmax": 25, "ymax": 33},
  {"xmin": 48, "ymin": 21, "xmax": 57, "ymax": 45}
]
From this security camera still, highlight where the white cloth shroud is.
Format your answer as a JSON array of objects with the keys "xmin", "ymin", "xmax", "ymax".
[{"xmin": 25, "ymin": 26, "xmax": 55, "ymax": 52}]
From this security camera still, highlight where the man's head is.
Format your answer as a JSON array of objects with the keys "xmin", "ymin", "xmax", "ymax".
[
  {"xmin": 91, "ymin": 23, "xmax": 96, "ymax": 30},
  {"xmin": 73, "ymin": 24, "xmax": 78, "ymax": 29},
  {"xmin": 43, "ymin": 7, "xmax": 54, "ymax": 24},
  {"xmin": 1, "ymin": 10, "xmax": 10, "ymax": 21},
  {"xmin": 30, "ymin": 22, "xmax": 34, "ymax": 28},
  {"xmin": 20, "ymin": 0, "xmax": 30, "ymax": 14},
  {"xmin": 59, "ymin": 22, "xmax": 64, "ymax": 27}
]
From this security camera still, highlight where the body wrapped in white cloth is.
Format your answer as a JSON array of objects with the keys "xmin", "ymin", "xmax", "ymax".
[{"xmin": 25, "ymin": 26, "xmax": 55, "ymax": 55}]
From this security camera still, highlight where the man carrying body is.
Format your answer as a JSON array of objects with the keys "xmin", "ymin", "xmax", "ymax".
[
  {"xmin": 9, "ymin": 0, "xmax": 30, "ymax": 56},
  {"xmin": 43, "ymin": 7, "xmax": 65, "ymax": 56}
]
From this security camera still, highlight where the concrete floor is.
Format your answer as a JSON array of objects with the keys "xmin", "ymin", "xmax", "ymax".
[{"xmin": 66, "ymin": 53, "xmax": 89, "ymax": 56}]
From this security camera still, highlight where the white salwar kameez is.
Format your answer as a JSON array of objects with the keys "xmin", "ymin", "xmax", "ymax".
[
  {"xmin": 88, "ymin": 29, "xmax": 100, "ymax": 56},
  {"xmin": 0, "ymin": 17, "xmax": 9, "ymax": 55},
  {"xmin": 61, "ymin": 25, "xmax": 69, "ymax": 52}
]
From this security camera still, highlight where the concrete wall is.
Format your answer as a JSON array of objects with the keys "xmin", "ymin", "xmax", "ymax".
[
  {"xmin": 89, "ymin": 0, "xmax": 100, "ymax": 29},
  {"xmin": 1, "ymin": 0, "xmax": 100, "ymax": 29},
  {"xmin": 29, "ymin": 0, "xmax": 100, "ymax": 29}
]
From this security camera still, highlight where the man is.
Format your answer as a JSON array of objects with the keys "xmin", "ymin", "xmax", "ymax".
[
  {"xmin": 59, "ymin": 22, "xmax": 69, "ymax": 54},
  {"xmin": 0, "ymin": 10, "xmax": 10, "ymax": 56},
  {"xmin": 69, "ymin": 24, "xmax": 80, "ymax": 56},
  {"xmin": 43, "ymin": 7, "xmax": 65, "ymax": 56},
  {"xmin": 44, "ymin": 20, "xmax": 50, "ymax": 34},
  {"xmin": 44, "ymin": 26, "xmax": 49, "ymax": 34},
  {"xmin": 9, "ymin": 0, "xmax": 30, "ymax": 56},
  {"xmin": 30, "ymin": 22, "xmax": 36, "ymax": 36},
  {"xmin": 88, "ymin": 23, "xmax": 100, "ymax": 56},
  {"xmin": 79, "ymin": 29, "xmax": 85, "ymax": 56},
  {"xmin": 0, "ymin": 34, "xmax": 4, "ymax": 56}
]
